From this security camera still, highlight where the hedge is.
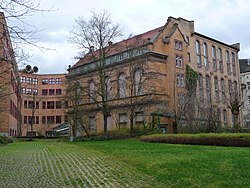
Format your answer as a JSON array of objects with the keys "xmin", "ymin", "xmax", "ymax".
[
  {"xmin": 140, "ymin": 133, "xmax": 250, "ymax": 147},
  {"xmin": 0, "ymin": 136, "xmax": 13, "ymax": 145}
]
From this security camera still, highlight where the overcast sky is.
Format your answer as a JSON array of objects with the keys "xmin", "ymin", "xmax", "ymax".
[{"xmin": 19, "ymin": 0, "xmax": 250, "ymax": 74}]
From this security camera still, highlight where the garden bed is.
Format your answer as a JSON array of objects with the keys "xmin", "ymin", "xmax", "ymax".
[{"xmin": 140, "ymin": 133, "xmax": 250, "ymax": 147}]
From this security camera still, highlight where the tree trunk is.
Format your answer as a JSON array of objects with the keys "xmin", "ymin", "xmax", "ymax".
[
  {"xmin": 30, "ymin": 123, "xmax": 33, "ymax": 141},
  {"xmin": 173, "ymin": 121, "xmax": 178, "ymax": 134},
  {"xmin": 103, "ymin": 114, "xmax": 108, "ymax": 138},
  {"xmin": 234, "ymin": 114, "xmax": 239, "ymax": 132},
  {"xmin": 130, "ymin": 117, "xmax": 134, "ymax": 132}
]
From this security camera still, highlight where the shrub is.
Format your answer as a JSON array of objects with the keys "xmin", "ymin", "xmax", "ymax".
[
  {"xmin": 140, "ymin": 133, "xmax": 250, "ymax": 147},
  {"xmin": 0, "ymin": 136, "xmax": 13, "ymax": 145}
]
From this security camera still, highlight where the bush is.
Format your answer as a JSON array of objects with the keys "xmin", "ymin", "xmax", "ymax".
[
  {"xmin": 0, "ymin": 136, "xmax": 13, "ymax": 145},
  {"xmin": 140, "ymin": 133, "xmax": 250, "ymax": 147},
  {"xmin": 71, "ymin": 126, "xmax": 161, "ymax": 141}
]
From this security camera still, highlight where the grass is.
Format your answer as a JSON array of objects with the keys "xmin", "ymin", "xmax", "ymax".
[
  {"xmin": 75, "ymin": 138, "xmax": 250, "ymax": 187},
  {"xmin": 0, "ymin": 138, "xmax": 249, "ymax": 187}
]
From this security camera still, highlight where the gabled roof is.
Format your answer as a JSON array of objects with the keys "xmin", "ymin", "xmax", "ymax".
[
  {"xmin": 239, "ymin": 59, "xmax": 250, "ymax": 73},
  {"xmin": 71, "ymin": 26, "xmax": 163, "ymax": 69}
]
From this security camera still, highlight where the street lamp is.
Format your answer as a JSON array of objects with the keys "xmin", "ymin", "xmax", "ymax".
[{"xmin": 25, "ymin": 65, "xmax": 39, "ymax": 140}]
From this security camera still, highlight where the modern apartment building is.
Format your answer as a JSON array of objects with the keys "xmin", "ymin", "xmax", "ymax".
[
  {"xmin": 0, "ymin": 12, "xmax": 21, "ymax": 136},
  {"xmin": 67, "ymin": 16, "xmax": 241, "ymax": 134},
  {"xmin": 20, "ymin": 72, "xmax": 67, "ymax": 137}
]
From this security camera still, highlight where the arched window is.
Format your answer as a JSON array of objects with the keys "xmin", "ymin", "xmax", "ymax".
[
  {"xmin": 118, "ymin": 73, "xmax": 126, "ymax": 98},
  {"xmin": 134, "ymin": 69, "xmax": 143, "ymax": 96},
  {"xmin": 89, "ymin": 80, "xmax": 95, "ymax": 102}
]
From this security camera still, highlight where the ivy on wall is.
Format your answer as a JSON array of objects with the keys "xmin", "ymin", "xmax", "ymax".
[{"xmin": 186, "ymin": 65, "xmax": 198, "ymax": 91}]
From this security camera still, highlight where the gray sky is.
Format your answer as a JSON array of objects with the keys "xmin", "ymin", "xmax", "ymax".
[{"xmin": 21, "ymin": 0, "xmax": 250, "ymax": 74}]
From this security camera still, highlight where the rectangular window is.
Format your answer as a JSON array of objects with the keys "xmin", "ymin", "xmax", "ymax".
[
  {"xmin": 206, "ymin": 75, "xmax": 211, "ymax": 99},
  {"xmin": 214, "ymin": 77, "xmax": 219, "ymax": 102},
  {"xmin": 47, "ymin": 101, "xmax": 54, "ymax": 109},
  {"xmin": 203, "ymin": 43, "xmax": 208, "ymax": 69},
  {"xmin": 28, "ymin": 101, "xmax": 34, "ymax": 109},
  {"xmin": 175, "ymin": 54, "xmax": 183, "ymax": 68},
  {"xmin": 47, "ymin": 116, "xmax": 55, "ymax": 124},
  {"xmin": 212, "ymin": 46, "xmax": 217, "ymax": 71},
  {"xmin": 218, "ymin": 48, "xmax": 223, "ymax": 72},
  {"xmin": 56, "ymin": 89, "xmax": 62, "ymax": 95},
  {"xmin": 24, "ymin": 100, "xmax": 27, "ymax": 108},
  {"xmin": 56, "ymin": 116, "xmax": 62, "ymax": 124},
  {"xmin": 21, "ymin": 76, "xmax": 26, "ymax": 83},
  {"xmin": 187, "ymin": 52, "xmax": 190, "ymax": 62},
  {"xmin": 24, "ymin": 116, "xmax": 27, "ymax": 124},
  {"xmin": 221, "ymin": 79, "xmax": 225, "ymax": 101},
  {"xmin": 49, "ymin": 78, "xmax": 55, "ymax": 85},
  {"xmin": 119, "ymin": 113, "xmax": 128, "ymax": 124},
  {"xmin": 26, "ymin": 88, "xmax": 32, "ymax": 94},
  {"xmin": 36, "ymin": 116, "xmax": 39, "ymax": 124},
  {"xmin": 232, "ymin": 52, "xmax": 236, "ymax": 75},
  {"xmin": 36, "ymin": 101, "xmax": 39, "ymax": 109},
  {"xmin": 33, "ymin": 78, "xmax": 38, "ymax": 85},
  {"xmin": 176, "ymin": 73, "xmax": 184, "ymax": 87},
  {"xmin": 22, "ymin": 88, "xmax": 26, "ymax": 94},
  {"xmin": 28, "ymin": 116, "xmax": 34, "ymax": 124},
  {"xmin": 175, "ymin": 40, "xmax": 182, "ymax": 50},
  {"xmin": 42, "ymin": 89, "xmax": 48, "ymax": 96},
  {"xmin": 198, "ymin": 74, "xmax": 203, "ymax": 100},
  {"xmin": 196, "ymin": 40, "xmax": 201, "ymax": 67},
  {"xmin": 49, "ymin": 89, "xmax": 54, "ymax": 95},
  {"xmin": 33, "ymin": 89, "xmax": 38, "ymax": 95},
  {"xmin": 42, "ymin": 101, "xmax": 46, "ymax": 109},
  {"xmin": 26, "ymin": 77, "xmax": 32, "ymax": 83},
  {"xmin": 226, "ymin": 51, "xmax": 231, "ymax": 74},
  {"xmin": 42, "ymin": 78, "xmax": 48, "ymax": 85},
  {"xmin": 56, "ymin": 101, "xmax": 61, "ymax": 109},
  {"xmin": 42, "ymin": 116, "xmax": 46, "ymax": 124},
  {"xmin": 135, "ymin": 112, "xmax": 144, "ymax": 123},
  {"xmin": 55, "ymin": 78, "xmax": 62, "ymax": 84}
]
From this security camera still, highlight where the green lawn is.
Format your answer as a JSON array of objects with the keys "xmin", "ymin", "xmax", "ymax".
[{"xmin": 0, "ymin": 139, "xmax": 249, "ymax": 188}]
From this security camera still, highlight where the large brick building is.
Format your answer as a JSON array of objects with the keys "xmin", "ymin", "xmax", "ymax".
[
  {"xmin": 0, "ymin": 13, "xmax": 242, "ymax": 136},
  {"xmin": 20, "ymin": 72, "xmax": 67, "ymax": 136},
  {"xmin": 67, "ymin": 16, "xmax": 241, "ymax": 134},
  {"xmin": 0, "ymin": 12, "xmax": 21, "ymax": 136}
]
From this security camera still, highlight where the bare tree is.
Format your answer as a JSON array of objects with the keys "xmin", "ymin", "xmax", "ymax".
[
  {"xmin": 113, "ymin": 36, "xmax": 167, "ymax": 132},
  {"xmin": 69, "ymin": 10, "xmax": 122, "ymax": 137},
  {"xmin": 63, "ymin": 80, "xmax": 91, "ymax": 141},
  {"xmin": 227, "ymin": 81, "xmax": 243, "ymax": 131},
  {"xmin": 170, "ymin": 65, "xmax": 198, "ymax": 133}
]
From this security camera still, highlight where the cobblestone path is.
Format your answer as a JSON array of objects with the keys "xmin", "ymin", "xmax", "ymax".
[{"xmin": 0, "ymin": 141, "xmax": 160, "ymax": 188}]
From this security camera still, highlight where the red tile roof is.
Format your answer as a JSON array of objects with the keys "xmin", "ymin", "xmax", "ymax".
[{"xmin": 71, "ymin": 26, "xmax": 163, "ymax": 69}]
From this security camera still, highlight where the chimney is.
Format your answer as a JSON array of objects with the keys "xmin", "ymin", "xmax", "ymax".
[{"xmin": 108, "ymin": 41, "xmax": 113, "ymax": 46}]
